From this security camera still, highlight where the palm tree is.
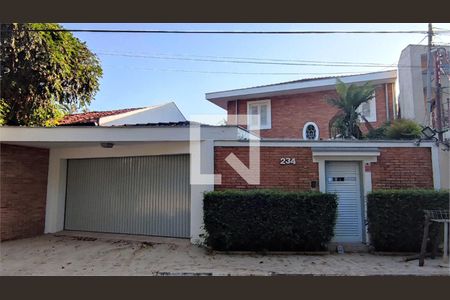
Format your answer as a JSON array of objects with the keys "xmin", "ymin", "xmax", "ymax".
[{"xmin": 327, "ymin": 78, "xmax": 375, "ymax": 139}]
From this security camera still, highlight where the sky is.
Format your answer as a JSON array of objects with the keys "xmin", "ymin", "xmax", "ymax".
[{"xmin": 61, "ymin": 23, "xmax": 450, "ymax": 124}]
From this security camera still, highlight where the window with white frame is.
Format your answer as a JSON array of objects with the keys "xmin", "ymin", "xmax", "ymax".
[
  {"xmin": 357, "ymin": 93, "xmax": 377, "ymax": 122},
  {"xmin": 302, "ymin": 122, "xmax": 319, "ymax": 140},
  {"xmin": 247, "ymin": 100, "xmax": 271, "ymax": 130}
]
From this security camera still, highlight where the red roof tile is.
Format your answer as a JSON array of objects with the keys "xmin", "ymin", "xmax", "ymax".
[{"xmin": 58, "ymin": 108, "xmax": 142, "ymax": 125}]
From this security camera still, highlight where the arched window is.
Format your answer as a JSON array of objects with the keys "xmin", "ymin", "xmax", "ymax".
[{"xmin": 302, "ymin": 122, "xmax": 319, "ymax": 140}]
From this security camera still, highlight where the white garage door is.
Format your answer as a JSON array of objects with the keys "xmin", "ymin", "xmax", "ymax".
[
  {"xmin": 326, "ymin": 161, "xmax": 363, "ymax": 243},
  {"xmin": 64, "ymin": 155, "xmax": 191, "ymax": 238}
]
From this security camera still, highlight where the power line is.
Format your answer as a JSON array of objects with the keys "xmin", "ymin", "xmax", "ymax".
[
  {"xmin": 97, "ymin": 50, "xmax": 391, "ymax": 66},
  {"xmin": 105, "ymin": 65, "xmax": 362, "ymax": 76},
  {"xmin": 96, "ymin": 51, "xmax": 424, "ymax": 69},
  {"xmin": 5, "ymin": 28, "xmax": 450, "ymax": 35},
  {"xmin": 415, "ymin": 34, "xmax": 429, "ymax": 45}
]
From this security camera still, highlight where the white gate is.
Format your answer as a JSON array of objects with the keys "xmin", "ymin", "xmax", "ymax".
[{"xmin": 326, "ymin": 161, "xmax": 363, "ymax": 243}]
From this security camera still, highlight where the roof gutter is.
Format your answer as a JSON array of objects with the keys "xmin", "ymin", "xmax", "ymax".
[{"xmin": 385, "ymin": 83, "xmax": 390, "ymax": 122}]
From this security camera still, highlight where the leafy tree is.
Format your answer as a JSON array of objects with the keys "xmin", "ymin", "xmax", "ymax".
[
  {"xmin": 0, "ymin": 23, "xmax": 102, "ymax": 126},
  {"xmin": 327, "ymin": 79, "xmax": 375, "ymax": 139}
]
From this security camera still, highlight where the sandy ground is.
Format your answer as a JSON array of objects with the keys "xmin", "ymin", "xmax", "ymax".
[{"xmin": 1, "ymin": 234, "xmax": 449, "ymax": 276}]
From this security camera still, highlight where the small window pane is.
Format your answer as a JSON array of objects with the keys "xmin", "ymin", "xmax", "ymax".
[
  {"xmin": 362, "ymin": 102, "xmax": 371, "ymax": 118},
  {"xmin": 260, "ymin": 105, "xmax": 267, "ymax": 125},
  {"xmin": 358, "ymin": 94, "xmax": 376, "ymax": 122},
  {"xmin": 250, "ymin": 114, "xmax": 259, "ymax": 127}
]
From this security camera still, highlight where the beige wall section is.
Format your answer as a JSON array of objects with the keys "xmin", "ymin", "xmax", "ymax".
[
  {"xmin": 439, "ymin": 150, "xmax": 450, "ymax": 189},
  {"xmin": 44, "ymin": 141, "xmax": 213, "ymax": 243}
]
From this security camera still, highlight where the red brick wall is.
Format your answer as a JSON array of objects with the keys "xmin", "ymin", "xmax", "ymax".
[
  {"xmin": 215, "ymin": 146, "xmax": 319, "ymax": 191},
  {"xmin": 1, "ymin": 144, "xmax": 49, "ymax": 241},
  {"xmin": 215, "ymin": 145, "xmax": 433, "ymax": 191},
  {"xmin": 227, "ymin": 83, "xmax": 395, "ymax": 139},
  {"xmin": 371, "ymin": 147, "xmax": 434, "ymax": 189}
]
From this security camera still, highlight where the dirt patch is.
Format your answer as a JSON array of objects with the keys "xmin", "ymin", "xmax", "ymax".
[{"xmin": 1, "ymin": 235, "xmax": 449, "ymax": 276}]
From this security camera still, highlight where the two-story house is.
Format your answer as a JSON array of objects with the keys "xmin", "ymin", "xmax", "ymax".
[
  {"xmin": 0, "ymin": 54, "xmax": 444, "ymax": 248},
  {"xmin": 206, "ymin": 70, "xmax": 397, "ymax": 140},
  {"xmin": 206, "ymin": 69, "xmax": 443, "ymax": 246}
]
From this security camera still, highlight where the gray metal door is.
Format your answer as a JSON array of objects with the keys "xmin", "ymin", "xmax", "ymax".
[
  {"xmin": 326, "ymin": 161, "xmax": 363, "ymax": 243},
  {"xmin": 65, "ymin": 155, "xmax": 190, "ymax": 238}
]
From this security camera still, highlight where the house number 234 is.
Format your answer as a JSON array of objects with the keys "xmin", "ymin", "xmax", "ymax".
[{"xmin": 280, "ymin": 157, "xmax": 296, "ymax": 165}]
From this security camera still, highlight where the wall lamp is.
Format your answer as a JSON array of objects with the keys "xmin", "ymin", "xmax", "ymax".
[{"xmin": 414, "ymin": 126, "xmax": 449, "ymax": 151}]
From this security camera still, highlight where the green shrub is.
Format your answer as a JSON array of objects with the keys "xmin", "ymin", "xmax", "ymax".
[
  {"xmin": 365, "ymin": 122, "xmax": 389, "ymax": 140},
  {"xmin": 203, "ymin": 190, "xmax": 337, "ymax": 251},
  {"xmin": 385, "ymin": 119, "xmax": 422, "ymax": 139},
  {"xmin": 365, "ymin": 119, "xmax": 422, "ymax": 140},
  {"xmin": 367, "ymin": 189, "xmax": 449, "ymax": 252}
]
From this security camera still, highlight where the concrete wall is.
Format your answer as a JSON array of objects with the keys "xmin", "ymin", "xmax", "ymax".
[
  {"xmin": 1, "ymin": 144, "xmax": 49, "ymax": 241},
  {"xmin": 397, "ymin": 44, "xmax": 450, "ymax": 126},
  {"xmin": 438, "ymin": 149, "xmax": 450, "ymax": 189}
]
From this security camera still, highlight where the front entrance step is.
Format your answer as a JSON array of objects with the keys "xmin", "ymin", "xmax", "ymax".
[{"xmin": 327, "ymin": 242, "xmax": 369, "ymax": 253}]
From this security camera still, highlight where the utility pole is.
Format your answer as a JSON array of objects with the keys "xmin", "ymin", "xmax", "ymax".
[
  {"xmin": 426, "ymin": 23, "xmax": 433, "ymax": 128},
  {"xmin": 435, "ymin": 49, "xmax": 443, "ymax": 141}
]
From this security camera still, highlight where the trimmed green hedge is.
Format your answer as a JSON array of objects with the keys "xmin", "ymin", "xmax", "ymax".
[
  {"xmin": 203, "ymin": 190, "xmax": 337, "ymax": 251},
  {"xmin": 367, "ymin": 189, "xmax": 449, "ymax": 252}
]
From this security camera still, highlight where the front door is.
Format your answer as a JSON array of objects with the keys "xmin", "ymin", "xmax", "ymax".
[{"xmin": 326, "ymin": 161, "xmax": 363, "ymax": 243}]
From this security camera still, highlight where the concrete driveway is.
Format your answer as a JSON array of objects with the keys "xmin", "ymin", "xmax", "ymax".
[{"xmin": 1, "ymin": 234, "xmax": 449, "ymax": 276}]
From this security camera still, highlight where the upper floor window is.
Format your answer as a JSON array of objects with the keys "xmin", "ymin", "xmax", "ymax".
[
  {"xmin": 357, "ymin": 93, "xmax": 377, "ymax": 122},
  {"xmin": 247, "ymin": 100, "xmax": 271, "ymax": 130},
  {"xmin": 303, "ymin": 122, "xmax": 319, "ymax": 140}
]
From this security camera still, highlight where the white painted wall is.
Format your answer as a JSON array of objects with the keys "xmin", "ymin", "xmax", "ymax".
[
  {"xmin": 438, "ymin": 149, "xmax": 449, "ymax": 189},
  {"xmin": 398, "ymin": 45, "xmax": 425, "ymax": 121},
  {"xmin": 44, "ymin": 141, "xmax": 213, "ymax": 243},
  {"xmin": 397, "ymin": 45, "xmax": 450, "ymax": 125},
  {"xmin": 99, "ymin": 102, "xmax": 186, "ymax": 126}
]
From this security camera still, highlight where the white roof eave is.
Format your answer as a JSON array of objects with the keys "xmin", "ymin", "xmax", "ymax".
[{"xmin": 206, "ymin": 70, "xmax": 397, "ymax": 109}]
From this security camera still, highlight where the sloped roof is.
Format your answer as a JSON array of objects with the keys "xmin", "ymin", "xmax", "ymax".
[
  {"xmin": 206, "ymin": 70, "xmax": 397, "ymax": 109},
  {"xmin": 58, "ymin": 108, "xmax": 143, "ymax": 125}
]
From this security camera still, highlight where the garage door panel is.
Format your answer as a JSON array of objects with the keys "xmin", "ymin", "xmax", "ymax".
[{"xmin": 65, "ymin": 155, "xmax": 190, "ymax": 238}]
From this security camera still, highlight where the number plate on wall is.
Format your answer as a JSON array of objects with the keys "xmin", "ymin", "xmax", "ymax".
[{"xmin": 280, "ymin": 158, "xmax": 296, "ymax": 165}]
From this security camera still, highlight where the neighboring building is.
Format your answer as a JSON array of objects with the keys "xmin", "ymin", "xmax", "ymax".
[
  {"xmin": 397, "ymin": 44, "xmax": 450, "ymax": 130},
  {"xmin": 58, "ymin": 102, "xmax": 186, "ymax": 126},
  {"xmin": 206, "ymin": 70, "xmax": 397, "ymax": 140},
  {"xmin": 397, "ymin": 44, "xmax": 450, "ymax": 191}
]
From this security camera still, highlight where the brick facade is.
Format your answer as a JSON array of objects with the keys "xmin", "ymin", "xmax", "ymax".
[
  {"xmin": 227, "ymin": 83, "xmax": 395, "ymax": 139},
  {"xmin": 215, "ymin": 146, "xmax": 319, "ymax": 191},
  {"xmin": 214, "ymin": 145, "xmax": 433, "ymax": 191},
  {"xmin": 371, "ymin": 147, "xmax": 434, "ymax": 189},
  {"xmin": 1, "ymin": 144, "xmax": 49, "ymax": 241}
]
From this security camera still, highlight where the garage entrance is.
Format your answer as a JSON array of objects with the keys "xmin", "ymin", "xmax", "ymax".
[
  {"xmin": 326, "ymin": 161, "xmax": 363, "ymax": 243},
  {"xmin": 64, "ymin": 154, "xmax": 190, "ymax": 238}
]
